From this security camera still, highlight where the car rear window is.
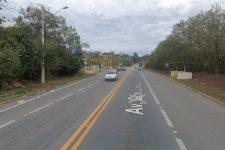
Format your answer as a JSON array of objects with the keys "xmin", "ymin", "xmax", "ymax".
[{"xmin": 107, "ymin": 71, "xmax": 116, "ymax": 74}]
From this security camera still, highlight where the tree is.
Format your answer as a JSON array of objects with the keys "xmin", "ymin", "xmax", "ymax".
[
  {"xmin": 132, "ymin": 52, "xmax": 139, "ymax": 63},
  {"xmin": 14, "ymin": 4, "xmax": 83, "ymax": 76},
  {"xmin": 0, "ymin": 26, "xmax": 24, "ymax": 90},
  {"xmin": 146, "ymin": 4, "xmax": 225, "ymax": 73},
  {"xmin": 0, "ymin": 0, "xmax": 7, "ymax": 24},
  {"xmin": 0, "ymin": 4, "xmax": 84, "ymax": 90}
]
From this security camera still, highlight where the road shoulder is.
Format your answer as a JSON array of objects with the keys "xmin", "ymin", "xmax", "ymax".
[
  {"xmin": 145, "ymin": 70, "xmax": 225, "ymax": 107},
  {"xmin": 0, "ymin": 72, "xmax": 101, "ymax": 105}
]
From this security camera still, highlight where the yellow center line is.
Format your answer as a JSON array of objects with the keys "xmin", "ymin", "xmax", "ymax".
[
  {"xmin": 71, "ymin": 73, "xmax": 128, "ymax": 150},
  {"xmin": 60, "ymin": 72, "xmax": 130, "ymax": 150}
]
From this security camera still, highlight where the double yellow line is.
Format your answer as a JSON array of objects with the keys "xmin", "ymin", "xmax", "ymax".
[{"xmin": 60, "ymin": 72, "xmax": 130, "ymax": 150}]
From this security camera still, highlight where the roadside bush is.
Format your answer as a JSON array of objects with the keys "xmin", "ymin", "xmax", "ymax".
[{"xmin": 0, "ymin": 47, "xmax": 21, "ymax": 90}]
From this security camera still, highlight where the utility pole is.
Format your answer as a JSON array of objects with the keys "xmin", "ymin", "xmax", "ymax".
[
  {"xmin": 40, "ymin": 5, "xmax": 68, "ymax": 84},
  {"xmin": 109, "ymin": 49, "xmax": 112, "ymax": 69},
  {"xmin": 109, "ymin": 58, "xmax": 112, "ymax": 69},
  {"xmin": 41, "ymin": 4, "xmax": 45, "ymax": 84}
]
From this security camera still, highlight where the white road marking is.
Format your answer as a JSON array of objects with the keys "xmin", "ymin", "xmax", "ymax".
[
  {"xmin": 0, "ymin": 79, "xmax": 87, "ymax": 114},
  {"xmin": 0, "ymin": 92, "xmax": 52, "ymax": 114},
  {"xmin": 77, "ymin": 87, "xmax": 86, "ymax": 92},
  {"xmin": 0, "ymin": 120, "xmax": 16, "ymax": 129},
  {"xmin": 17, "ymin": 100, "xmax": 26, "ymax": 104},
  {"xmin": 131, "ymin": 103, "xmax": 143, "ymax": 108},
  {"xmin": 77, "ymin": 81, "xmax": 100, "ymax": 91},
  {"xmin": 54, "ymin": 79, "xmax": 87, "ymax": 91},
  {"xmin": 125, "ymin": 108, "xmax": 143, "ymax": 115},
  {"xmin": 161, "ymin": 109, "xmax": 174, "ymax": 128},
  {"xmin": 87, "ymin": 83, "xmax": 94, "ymax": 87},
  {"xmin": 176, "ymin": 138, "xmax": 187, "ymax": 150},
  {"xmin": 140, "ymin": 73, "xmax": 161, "ymax": 105},
  {"xmin": 29, "ymin": 103, "xmax": 53, "ymax": 114},
  {"xmin": 86, "ymin": 81, "xmax": 99, "ymax": 88},
  {"xmin": 128, "ymin": 94, "xmax": 147, "ymax": 104},
  {"xmin": 141, "ymin": 72, "xmax": 174, "ymax": 128},
  {"xmin": 125, "ymin": 79, "xmax": 145, "ymax": 115},
  {"xmin": 56, "ymin": 93, "xmax": 74, "ymax": 102},
  {"xmin": 23, "ymin": 114, "xmax": 28, "ymax": 117},
  {"xmin": 173, "ymin": 130, "xmax": 178, "ymax": 134},
  {"xmin": 0, "ymin": 78, "xmax": 100, "ymax": 114},
  {"xmin": 141, "ymin": 71, "xmax": 187, "ymax": 150}
]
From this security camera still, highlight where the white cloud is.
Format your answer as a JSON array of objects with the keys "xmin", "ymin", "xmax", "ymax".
[{"xmin": 2, "ymin": 0, "xmax": 224, "ymax": 55}]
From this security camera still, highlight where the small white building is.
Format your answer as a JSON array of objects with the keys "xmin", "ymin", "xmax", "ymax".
[{"xmin": 84, "ymin": 65, "xmax": 100, "ymax": 74}]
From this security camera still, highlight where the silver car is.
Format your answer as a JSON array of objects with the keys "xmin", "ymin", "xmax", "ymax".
[{"xmin": 105, "ymin": 70, "xmax": 119, "ymax": 81}]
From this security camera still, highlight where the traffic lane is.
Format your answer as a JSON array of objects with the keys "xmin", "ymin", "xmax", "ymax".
[
  {"xmin": 0, "ymin": 72, "xmax": 104, "ymax": 112},
  {"xmin": 0, "ymin": 73, "xmax": 105, "ymax": 125},
  {"xmin": 0, "ymin": 80, "xmax": 100, "ymax": 126},
  {"xmin": 60, "ymin": 71, "xmax": 130, "ymax": 150},
  {"xmin": 0, "ymin": 72, "xmax": 126, "ymax": 150},
  {"xmin": 79, "ymin": 70, "xmax": 179, "ymax": 150},
  {"xmin": 142, "ymin": 70, "xmax": 225, "ymax": 150}
]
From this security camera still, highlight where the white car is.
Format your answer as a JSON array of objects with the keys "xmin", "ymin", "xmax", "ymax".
[
  {"xmin": 105, "ymin": 70, "xmax": 119, "ymax": 81},
  {"xmin": 138, "ymin": 67, "xmax": 143, "ymax": 70}
]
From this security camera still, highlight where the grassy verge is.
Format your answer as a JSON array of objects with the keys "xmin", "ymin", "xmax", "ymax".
[
  {"xmin": 0, "ymin": 72, "xmax": 97, "ymax": 104},
  {"xmin": 147, "ymin": 69, "xmax": 225, "ymax": 103}
]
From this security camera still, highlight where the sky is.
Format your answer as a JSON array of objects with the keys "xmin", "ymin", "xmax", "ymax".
[{"xmin": 2, "ymin": 0, "xmax": 224, "ymax": 55}]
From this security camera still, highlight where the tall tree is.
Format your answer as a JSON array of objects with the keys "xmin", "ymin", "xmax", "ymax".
[
  {"xmin": 147, "ymin": 4, "xmax": 225, "ymax": 73},
  {"xmin": 0, "ymin": 0, "xmax": 7, "ymax": 24},
  {"xmin": 132, "ymin": 52, "xmax": 139, "ymax": 63}
]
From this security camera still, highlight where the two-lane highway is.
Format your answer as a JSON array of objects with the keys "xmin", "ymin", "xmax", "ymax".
[
  {"xmin": 75, "ymin": 70, "xmax": 181, "ymax": 150},
  {"xmin": 0, "ymin": 71, "xmax": 126, "ymax": 150},
  {"xmin": 1, "ymin": 68, "xmax": 225, "ymax": 150}
]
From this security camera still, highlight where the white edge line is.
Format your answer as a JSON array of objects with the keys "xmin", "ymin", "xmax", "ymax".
[
  {"xmin": 0, "ymin": 91, "xmax": 52, "ymax": 113},
  {"xmin": 140, "ymin": 72, "xmax": 161, "ymax": 105},
  {"xmin": 0, "ymin": 120, "xmax": 16, "ymax": 129},
  {"xmin": 87, "ymin": 83, "xmax": 94, "ymax": 87},
  {"xmin": 161, "ymin": 109, "xmax": 174, "ymax": 128},
  {"xmin": 86, "ymin": 81, "xmax": 100, "ymax": 88},
  {"xmin": 140, "ymin": 72, "xmax": 174, "ymax": 128},
  {"xmin": 77, "ymin": 87, "xmax": 86, "ymax": 92},
  {"xmin": 0, "ymin": 79, "xmax": 87, "ymax": 114},
  {"xmin": 141, "ymin": 71, "xmax": 186, "ymax": 150},
  {"xmin": 56, "ymin": 93, "xmax": 74, "ymax": 102},
  {"xmin": 29, "ymin": 103, "xmax": 53, "ymax": 114},
  {"xmin": 176, "ymin": 138, "xmax": 187, "ymax": 150},
  {"xmin": 55, "ymin": 79, "xmax": 86, "ymax": 91}
]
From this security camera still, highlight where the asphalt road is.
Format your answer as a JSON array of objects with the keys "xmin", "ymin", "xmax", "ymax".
[{"xmin": 0, "ymin": 68, "xmax": 225, "ymax": 150}]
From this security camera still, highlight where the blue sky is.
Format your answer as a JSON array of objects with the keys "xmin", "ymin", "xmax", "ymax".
[{"xmin": 2, "ymin": 0, "xmax": 224, "ymax": 55}]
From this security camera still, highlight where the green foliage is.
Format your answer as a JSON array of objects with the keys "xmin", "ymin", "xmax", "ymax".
[
  {"xmin": 55, "ymin": 54, "xmax": 81, "ymax": 75},
  {"xmin": 132, "ymin": 52, "xmax": 139, "ymax": 63},
  {"xmin": 0, "ymin": 48, "xmax": 21, "ymax": 90},
  {"xmin": 0, "ymin": 4, "xmax": 85, "ymax": 90},
  {"xmin": 121, "ymin": 54, "xmax": 133, "ymax": 66},
  {"xmin": 146, "ymin": 4, "xmax": 225, "ymax": 73},
  {"xmin": 0, "ymin": 0, "xmax": 7, "ymax": 24}
]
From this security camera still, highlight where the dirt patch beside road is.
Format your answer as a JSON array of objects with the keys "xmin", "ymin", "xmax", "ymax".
[
  {"xmin": 152, "ymin": 70, "xmax": 225, "ymax": 103},
  {"xmin": 178, "ymin": 73, "xmax": 225, "ymax": 103}
]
